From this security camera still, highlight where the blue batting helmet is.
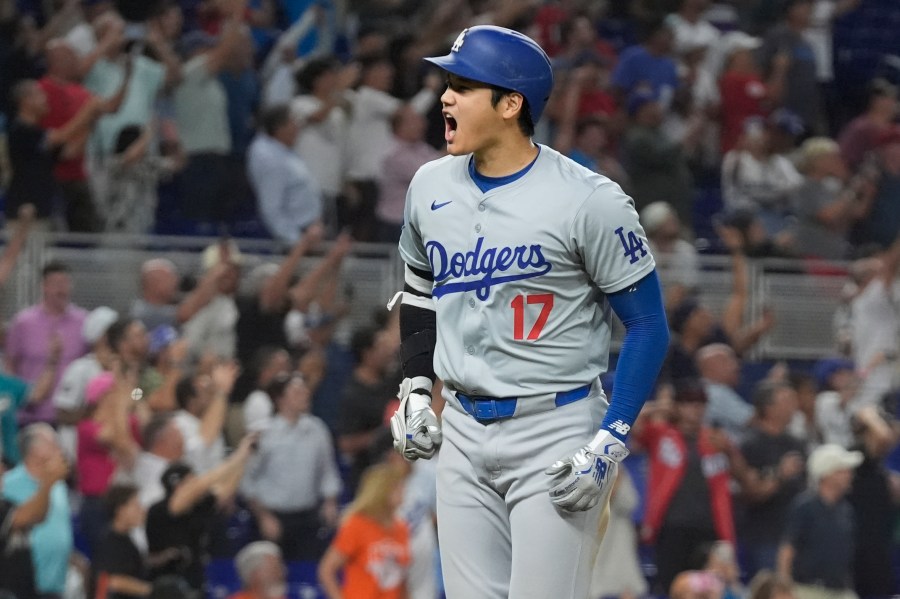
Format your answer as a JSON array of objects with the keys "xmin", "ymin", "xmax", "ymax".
[{"xmin": 424, "ymin": 26, "xmax": 554, "ymax": 123}]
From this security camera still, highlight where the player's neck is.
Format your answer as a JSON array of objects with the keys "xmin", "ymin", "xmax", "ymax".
[{"xmin": 472, "ymin": 136, "xmax": 539, "ymax": 178}]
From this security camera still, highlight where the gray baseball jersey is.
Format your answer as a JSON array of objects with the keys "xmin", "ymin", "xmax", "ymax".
[{"xmin": 398, "ymin": 145, "xmax": 655, "ymax": 399}]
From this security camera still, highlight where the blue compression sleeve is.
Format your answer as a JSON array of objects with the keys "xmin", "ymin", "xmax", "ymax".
[{"xmin": 601, "ymin": 270, "xmax": 670, "ymax": 441}]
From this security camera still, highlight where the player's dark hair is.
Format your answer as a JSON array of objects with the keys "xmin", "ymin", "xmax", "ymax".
[
  {"xmin": 41, "ymin": 260, "xmax": 69, "ymax": 279},
  {"xmin": 104, "ymin": 483, "xmax": 139, "ymax": 518},
  {"xmin": 261, "ymin": 104, "xmax": 292, "ymax": 137},
  {"xmin": 295, "ymin": 56, "xmax": 340, "ymax": 94},
  {"xmin": 490, "ymin": 86, "xmax": 535, "ymax": 137}
]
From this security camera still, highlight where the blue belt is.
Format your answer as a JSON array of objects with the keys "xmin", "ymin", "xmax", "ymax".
[{"xmin": 456, "ymin": 383, "xmax": 592, "ymax": 423}]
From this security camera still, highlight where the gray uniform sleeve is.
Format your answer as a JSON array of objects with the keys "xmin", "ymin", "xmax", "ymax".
[
  {"xmin": 398, "ymin": 183, "xmax": 431, "ymax": 273},
  {"xmin": 571, "ymin": 181, "xmax": 655, "ymax": 293}
]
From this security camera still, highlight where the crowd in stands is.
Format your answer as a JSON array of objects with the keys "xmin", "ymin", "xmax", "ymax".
[{"xmin": 1, "ymin": 0, "xmax": 900, "ymax": 598}]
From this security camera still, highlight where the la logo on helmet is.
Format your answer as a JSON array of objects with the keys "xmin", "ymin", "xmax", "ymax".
[{"xmin": 452, "ymin": 29, "xmax": 468, "ymax": 53}]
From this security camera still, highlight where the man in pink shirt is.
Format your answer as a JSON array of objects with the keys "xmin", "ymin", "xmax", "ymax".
[{"xmin": 6, "ymin": 261, "xmax": 88, "ymax": 426}]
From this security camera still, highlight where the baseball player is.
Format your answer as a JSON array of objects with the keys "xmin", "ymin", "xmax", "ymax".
[{"xmin": 389, "ymin": 25, "xmax": 670, "ymax": 598}]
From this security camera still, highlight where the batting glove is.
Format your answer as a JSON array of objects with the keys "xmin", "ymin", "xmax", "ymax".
[
  {"xmin": 390, "ymin": 376, "xmax": 442, "ymax": 461},
  {"xmin": 545, "ymin": 429, "xmax": 629, "ymax": 512}
]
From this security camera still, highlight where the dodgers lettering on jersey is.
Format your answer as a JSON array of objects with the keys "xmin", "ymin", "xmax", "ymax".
[{"xmin": 398, "ymin": 145, "xmax": 654, "ymax": 399}]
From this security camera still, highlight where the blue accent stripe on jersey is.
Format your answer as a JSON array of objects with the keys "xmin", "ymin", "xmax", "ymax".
[
  {"xmin": 602, "ymin": 270, "xmax": 670, "ymax": 441},
  {"xmin": 468, "ymin": 146, "xmax": 541, "ymax": 193}
]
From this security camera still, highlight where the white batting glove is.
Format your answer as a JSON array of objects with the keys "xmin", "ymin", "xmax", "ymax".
[
  {"xmin": 545, "ymin": 429, "xmax": 629, "ymax": 512},
  {"xmin": 390, "ymin": 376, "xmax": 442, "ymax": 461}
]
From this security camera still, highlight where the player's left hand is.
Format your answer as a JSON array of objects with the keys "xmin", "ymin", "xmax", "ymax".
[
  {"xmin": 545, "ymin": 430, "xmax": 629, "ymax": 512},
  {"xmin": 390, "ymin": 376, "xmax": 442, "ymax": 461}
]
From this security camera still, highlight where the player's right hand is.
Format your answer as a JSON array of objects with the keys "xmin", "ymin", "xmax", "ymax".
[{"xmin": 390, "ymin": 376, "xmax": 442, "ymax": 460}]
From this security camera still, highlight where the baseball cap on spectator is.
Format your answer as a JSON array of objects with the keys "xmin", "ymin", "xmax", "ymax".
[
  {"xmin": 149, "ymin": 325, "xmax": 178, "ymax": 356},
  {"xmin": 807, "ymin": 443, "xmax": 862, "ymax": 483},
  {"xmin": 83, "ymin": 306, "xmax": 119, "ymax": 345},
  {"xmin": 201, "ymin": 239, "xmax": 244, "ymax": 271},
  {"xmin": 812, "ymin": 357, "xmax": 854, "ymax": 390},
  {"xmin": 627, "ymin": 89, "xmax": 658, "ymax": 117},
  {"xmin": 179, "ymin": 30, "xmax": 217, "ymax": 58},
  {"xmin": 161, "ymin": 461, "xmax": 193, "ymax": 496},
  {"xmin": 721, "ymin": 31, "xmax": 761, "ymax": 56},
  {"xmin": 85, "ymin": 372, "xmax": 116, "ymax": 406},
  {"xmin": 767, "ymin": 108, "xmax": 805, "ymax": 137},
  {"xmin": 640, "ymin": 201, "xmax": 676, "ymax": 235}
]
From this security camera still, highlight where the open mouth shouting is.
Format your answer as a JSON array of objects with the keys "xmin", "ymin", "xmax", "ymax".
[{"xmin": 443, "ymin": 111, "xmax": 458, "ymax": 143}]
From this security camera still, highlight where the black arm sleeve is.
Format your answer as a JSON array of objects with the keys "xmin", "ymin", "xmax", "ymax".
[{"xmin": 399, "ymin": 264, "xmax": 437, "ymax": 383}]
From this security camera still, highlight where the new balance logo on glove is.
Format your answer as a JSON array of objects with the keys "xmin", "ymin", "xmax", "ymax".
[{"xmin": 608, "ymin": 420, "xmax": 631, "ymax": 436}]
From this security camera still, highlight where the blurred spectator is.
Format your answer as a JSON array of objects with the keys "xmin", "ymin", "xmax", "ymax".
[
  {"xmin": 854, "ymin": 128, "xmax": 900, "ymax": 249},
  {"xmin": 0, "ymin": 363, "xmax": 57, "ymax": 466},
  {"xmin": 789, "ymin": 137, "xmax": 876, "ymax": 259},
  {"xmin": 621, "ymin": 90, "xmax": 695, "ymax": 226},
  {"xmin": 218, "ymin": 27, "xmax": 259, "ymax": 158},
  {"xmin": 2, "ymin": 424, "xmax": 72, "ymax": 598},
  {"xmin": 259, "ymin": 4, "xmax": 325, "ymax": 108},
  {"xmin": 0, "ymin": 203, "xmax": 35, "ymax": 287},
  {"xmin": 130, "ymin": 258, "xmax": 224, "ymax": 332},
  {"xmin": 703, "ymin": 541, "xmax": 745, "ymax": 599},
  {"xmin": 53, "ymin": 305, "xmax": 118, "ymax": 460},
  {"xmin": 610, "ymin": 18, "xmax": 679, "ymax": 110},
  {"xmin": 376, "ymin": 106, "xmax": 442, "ymax": 243},
  {"xmin": 633, "ymin": 380, "xmax": 736, "ymax": 594},
  {"xmin": 0, "ymin": 430, "xmax": 67, "ymax": 599},
  {"xmin": 813, "ymin": 358, "xmax": 859, "ymax": 448},
  {"xmin": 552, "ymin": 12, "xmax": 617, "ymax": 72},
  {"xmin": 6, "ymin": 261, "xmax": 88, "ymax": 426},
  {"xmin": 748, "ymin": 571, "xmax": 796, "ymax": 599},
  {"xmin": 738, "ymin": 381, "xmax": 806, "ymax": 576},
  {"xmin": 94, "ymin": 122, "xmax": 185, "ymax": 234},
  {"xmin": 670, "ymin": 569, "xmax": 725, "ymax": 599},
  {"xmin": 838, "ymin": 78, "xmax": 898, "ymax": 171},
  {"xmin": 847, "ymin": 405, "xmax": 898, "ymax": 598},
  {"xmin": 148, "ymin": 575, "xmax": 198, "ymax": 599},
  {"xmin": 668, "ymin": 0, "xmax": 720, "ymax": 69},
  {"xmin": 343, "ymin": 54, "xmax": 440, "ymax": 241},
  {"xmin": 146, "ymin": 434, "xmax": 256, "ymax": 591},
  {"xmin": 589, "ymin": 466, "xmax": 648, "ymax": 599},
  {"xmin": 235, "ymin": 225, "xmax": 348, "ymax": 376},
  {"xmin": 242, "ymin": 372, "xmax": 341, "ymax": 560},
  {"xmin": 721, "ymin": 115, "xmax": 803, "ymax": 237},
  {"xmin": 640, "ymin": 201, "xmax": 699, "ymax": 309},
  {"xmin": 229, "ymin": 540, "xmax": 286, "ymax": 599},
  {"xmin": 173, "ymin": 361, "xmax": 237, "ymax": 474},
  {"xmin": 787, "ymin": 370, "xmax": 821, "ymax": 450},
  {"xmin": 83, "ymin": 12, "xmax": 172, "ymax": 157},
  {"xmin": 564, "ymin": 115, "xmax": 629, "ymax": 187},
  {"xmin": 76, "ymin": 371, "xmax": 141, "ymax": 554},
  {"xmin": 777, "ymin": 444, "xmax": 861, "ymax": 599},
  {"xmin": 182, "ymin": 240, "xmax": 242, "ymax": 360},
  {"xmin": 114, "ymin": 414, "xmax": 185, "ymax": 508},
  {"xmin": 106, "ymin": 317, "xmax": 150, "ymax": 378},
  {"xmin": 337, "ymin": 326, "xmax": 400, "ymax": 483},
  {"xmin": 246, "ymin": 104, "xmax": 322, "ymax": 244},
  {"xmin": 241, "ymin": 347, "xmax": 291, "ymax": 433},
  {"xmin": 318, "ymin": 462, "xmax": 410, "ymax": 599},
  {"xmin": 38, "ymin": 39, "xmax": 99, "ymax": 232},
  {"xmin": 173, "ymin": 13, "xmax": 247, "ymax": 226},
  {"xmin": 757, "ymin": 0, "xmax": 825, "ymax": 135},
  {"xmin": 92, "ymin": 483, "xmax": 152, "ymax": 598},
  {"xmin": 290, "ymin": 57, "xmax": 356, "ymax": 233},
  {"xmin": 696, "ymin": 343, "xmax": 754, "ymax": 442},
  {"xmin": 141, "ymin": 327, "xmax": 189, "ymax": 413},
  {"xmin": 717, "ymin": 31, "xmax": 786, "ymax": 155},
  {"xmin": 846, "ymin": 237, "xmax": 900, "ymax": 407},
  {"xmin": 6, "ymin": 79, "xmax": 105, "ymax": 229}
]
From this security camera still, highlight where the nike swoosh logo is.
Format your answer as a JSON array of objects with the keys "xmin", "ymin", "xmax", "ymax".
[{"xmin": 431, "ymin": 200, "xmax": 452, "ymax": 211}]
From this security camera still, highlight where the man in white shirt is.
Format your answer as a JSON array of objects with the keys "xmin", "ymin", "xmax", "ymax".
[
  {"xmin": 114, "ymin": 413, "xmax": 185, "ymax": 507},
  {"xmin": 182, "ymin": 241, "xmax": 242, "ymax": 360},
  {"xmin": 173, "ymin": 362, "xmax": 238, "ymax": 474}
]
